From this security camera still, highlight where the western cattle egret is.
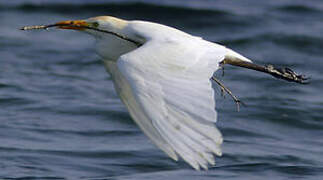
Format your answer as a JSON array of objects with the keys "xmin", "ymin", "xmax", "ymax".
[{"xmin": 21, "ymin": 16, "xmax": 308, "ymax": 170}]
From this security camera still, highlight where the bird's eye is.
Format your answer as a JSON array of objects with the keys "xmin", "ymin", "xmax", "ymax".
[{"xmin": 92, "ymin": 22, "xmax": 99, "ymax": 28}]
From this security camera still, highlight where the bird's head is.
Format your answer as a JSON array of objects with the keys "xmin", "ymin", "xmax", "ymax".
[
  {"xmin": 21, "ymin": 16, "xmax": 144, "ymax": 59},
  {"xmin": 45, "ymin": 16, "xmax": 142, "ymax": 60},
  {"xmin": 53, "ymin": 16, "xmax": 142, "ymax": 47},
  {"xmin": 55, "ymin": 16, "xmax": 126, "ymax": 35}
]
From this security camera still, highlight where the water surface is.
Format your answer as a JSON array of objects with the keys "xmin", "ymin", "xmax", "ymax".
[{"xmin": 0, "ymin": 0, "xmax": 322, "ymax": 179}]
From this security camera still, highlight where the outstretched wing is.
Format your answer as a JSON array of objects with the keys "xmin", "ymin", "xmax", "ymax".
[{"xmin": 115, "ymin": 37, "xmax": 226, "ymax": 170}]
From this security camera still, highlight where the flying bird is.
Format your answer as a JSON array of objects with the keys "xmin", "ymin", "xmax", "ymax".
[{"xmin": 21, "ymin": 16, "xmax": 308, "ymax": 170}]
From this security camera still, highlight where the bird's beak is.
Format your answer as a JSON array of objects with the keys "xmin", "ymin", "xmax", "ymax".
[{"xmin": 54, "ymin": 20, "xmax": 89, "ymax": 30}]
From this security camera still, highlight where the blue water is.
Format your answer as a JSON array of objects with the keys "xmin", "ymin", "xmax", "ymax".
[{"xmin": 1, "ymin": 0, "xmax": 323, "ymax": 179}]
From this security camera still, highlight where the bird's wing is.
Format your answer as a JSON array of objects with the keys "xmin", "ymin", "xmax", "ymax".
[{"xmin": 116, "ymin": 38, "xmax": 226, "ymax": 170}]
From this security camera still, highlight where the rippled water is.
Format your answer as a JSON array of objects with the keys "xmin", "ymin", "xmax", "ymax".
[{"xmin": 1, "ymin": 0, "xmax": 323, "ymax": 179}]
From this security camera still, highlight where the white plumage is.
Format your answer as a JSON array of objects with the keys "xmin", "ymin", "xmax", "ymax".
[{"xmin": 49, "ymin": 16, "xmax": 253, "ymax": 170}]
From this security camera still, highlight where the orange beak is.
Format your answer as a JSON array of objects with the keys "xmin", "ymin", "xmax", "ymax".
[{"xmin": 55, "ymin": 20, "xmax": 89, "ymax": 30}]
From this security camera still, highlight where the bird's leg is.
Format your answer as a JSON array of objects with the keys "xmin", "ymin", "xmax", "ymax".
[
  {"xmin": 220, "ymin": 56, "xmax": 309, "ymax": 84},
  {"xmin": 212, "ymin": 76, "xmax": 245, "ymax": 112},
  {"xmin": 218, "ymin": 64, "xmax": 226, "ymax": 96},
  {"xmin": 219, "ymin": 63, "xmax": 225, "ymax": 77}
]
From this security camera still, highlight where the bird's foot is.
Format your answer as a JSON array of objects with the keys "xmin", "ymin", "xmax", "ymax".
[
  {"xmin": 212, "ymin": 77, "xmax": 246, "ymax": 111},
  {"xmin": 265, "ymin": 64, "xmax": 309, "ymax": 84},
  {"xmin": 220, "ymin": 57, "xmax": 310, "ymax": 84}
]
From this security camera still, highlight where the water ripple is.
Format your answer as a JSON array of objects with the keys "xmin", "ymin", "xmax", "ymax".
[{"xmin": 1, "ymin": 0, "xmax": 323, "ymax": 179}]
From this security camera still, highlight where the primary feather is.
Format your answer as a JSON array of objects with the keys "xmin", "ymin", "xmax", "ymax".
[{"xmin": 104, "ymin": 20, "xmax": 226, "ymax": 170}]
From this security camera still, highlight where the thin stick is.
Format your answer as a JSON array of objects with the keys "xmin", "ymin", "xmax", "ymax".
[
  {"xmin": 20, "ymin": 23, "xmax": 142, "ymax": 47},
  {"xmin": 20, "ymin": 24, "xmax": 57, "ymax": 31}
]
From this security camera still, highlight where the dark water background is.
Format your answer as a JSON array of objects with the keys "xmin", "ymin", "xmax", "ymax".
[{"xmin": 1, "ymin": 0, "xmax": 323, "ymax": 179}]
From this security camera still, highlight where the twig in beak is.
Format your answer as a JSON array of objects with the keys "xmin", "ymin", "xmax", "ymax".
[{"xmin": 20, "ymin": 24, "xmax": 58, "ymax": 31}]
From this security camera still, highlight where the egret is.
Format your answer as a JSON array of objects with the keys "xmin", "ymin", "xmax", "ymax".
[{"xmin": 21, "ymin": 16, "xmax": 308, "ymax": 170}]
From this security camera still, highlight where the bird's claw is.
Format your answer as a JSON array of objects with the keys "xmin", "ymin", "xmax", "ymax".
[
  {"xmin": 234, "ymin": 99, "xmax": 246, "ymax": 112},
  {"xmin": 212, "ymin": 77, "xmax": 246, "ymax": 112},
  {"xmin": 265, "ymin": 64, "xmax": 309, "ymax": 84},
  {"xmin": 220, "ymin": 86, "xmax": 226, "ymax": 98}
]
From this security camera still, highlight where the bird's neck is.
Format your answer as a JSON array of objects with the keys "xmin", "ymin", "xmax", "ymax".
[{"xmin": 95, "ymin": 34, "xmax": 138, "ymax": 61}]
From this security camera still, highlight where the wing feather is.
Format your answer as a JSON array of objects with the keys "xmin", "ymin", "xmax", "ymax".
[
  {"xmin": 115, "ymin": 36, "xmax": 226, "ymax": 170},
  {"xmin": 104, "ymin": 61, "xmax": 178, "ymax": 161}
]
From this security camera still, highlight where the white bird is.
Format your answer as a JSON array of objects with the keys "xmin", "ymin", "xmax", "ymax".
[{"xmin": 21, "ymin": 16, "xmax": 307, "ymax": 170}]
